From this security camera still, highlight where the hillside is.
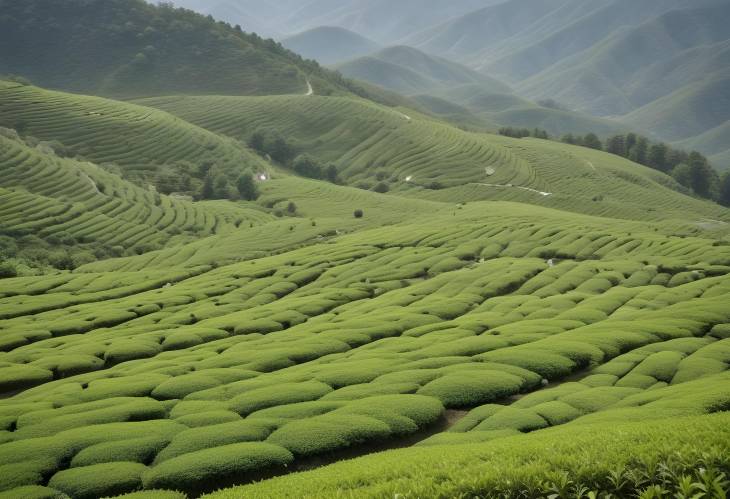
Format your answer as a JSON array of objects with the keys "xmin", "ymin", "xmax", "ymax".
[
  {"xmin": 0, "ymin": 0, "xmax": 355, "ymax": 98},
  {"xmin": 0, "ymin": 81, "xmax": 268, "ymax": 195},
  {"xmin": 1, "ymin": 3, "xmax": 730, "ymax": 498},
  {"xmin": 516, "ymin": 4, "xmax": 730, "ymax": 117},
  {"xmin": 1, "ymin": 190, "xmax": 729, "ymax": 497},
  {"xmin": 137, "ymin": 93, "xmax": 727, "ymax": 222},
  {"xmin": 282, "ymin": 27, "xmax": 381, "ymax": 65}
]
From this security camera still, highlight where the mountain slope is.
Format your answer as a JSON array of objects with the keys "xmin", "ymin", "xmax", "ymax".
[
  {"xmin": 337, "ymin": 47, "xmax": 628, "ymax": 137},
  {"xmin": 282, "ymin": 26, "xmax": 380, "ymax": 65},
  {"xmin": 0, "ymin": 0, "xmax": 353, "ymax": 98},
  {"xmin": 517, "ymin": 4, "xmax": 730, "ymax": 116},
  {"xmin": 337, "ymin": 46, "xmax": 510, "ymax": 95}
]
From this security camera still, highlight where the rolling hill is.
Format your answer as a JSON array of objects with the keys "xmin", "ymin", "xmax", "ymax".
[
  {"xmin": 136, "ymin": 93, "xmax": 726, "ymax": 222},
  {"xmin": 281, "ymin": 27, "xmax": 381, "ymax": 65},
  {"xmin": 0, "ymin": 0, "xmax": 355, "ymax": 98}
]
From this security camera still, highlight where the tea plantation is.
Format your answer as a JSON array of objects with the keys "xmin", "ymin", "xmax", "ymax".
[{"xmin": 1, "ymin": 79, "xmax": 729, "ymax": 499}]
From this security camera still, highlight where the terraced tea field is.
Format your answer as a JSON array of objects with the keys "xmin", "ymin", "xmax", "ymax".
[
  {"xmin": 1, "ymin": 80, "xmax": 729, "ymax": 499},
  {"xmin": 0, "ymin": 82, "xmax": 268, "ymax": 189},
  {"xmin": 138, "ymin": 94, "xmax": 729, "ymax": 222},
  {"xmin": 1, "ymin": 197, "xmax": 729, "ymax": 498}
]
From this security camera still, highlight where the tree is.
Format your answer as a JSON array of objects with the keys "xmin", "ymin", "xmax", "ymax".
[
  {"xmin": 292, "ymin": 154, "xmax": 322, "ymax": 179},
  {"xmin": 719, "ymin": 172, "xmax": 730, "ymax": 207},
  {"xmin": 625, "ymin": 133, "xmax": 637, "ymax": 154},
  {"xmin": 353, "ymin": 209, "xmax": 364, "ymax": 219},
  {"xmin": 671, "ymin": 163, "xmax": 692, "ymax": 189},
  {"xmin": 325, "ymin": 164, "xmax": 339, "ymax": 183},
  {"xmin": 236, "ymin": 173, "xmax": 259, "ymax": 201},
  {"xmin": 648, "ymin": 143, "xmax": 668, "ymax": 172},
  {"xmin": 214, "ymin": 175, "xmax": 231, "ymax": 199},
  {"xmin": 688, "ymin": 152, "xmax": 711, "ymax": 198},
  {"xmin": 583, "ymin": 133, "xmax": 602, "ymax": 150},
  {"xmin": 287, "ymin": 201, "xmax": 297, "ymax": 214},
  {"xmin": 629, "ymin": 136, "xmax": 648, "ymax": 165},
  {"xmin": 248, "ymin": 131, "xmax": 266, "ymax": 152},
  {"xmin": 606, "ymin": 135, "xmax": 627, "ymax": 157},
  {"xmin": 0, "ymin": 261, "xmax": 18, "ymax": 279},
  {"xmin": 373, "ymin": 182, "xmax": 389, "ymax": 193},
  {"xmin": 266, "ymin": 133, "xmax": 293, "ymax": 163},
  {"xmin": 201, "ymin": 174, "xmax": 215, "ymax": 199},
  {"xmin": 561, "ymin": 134, "xmax": 577, "ymax": 145}
]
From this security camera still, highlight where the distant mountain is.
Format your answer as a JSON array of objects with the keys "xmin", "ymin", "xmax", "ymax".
[
  {"xmin": 282, "ymin": 27, "xmax": 380, "ymax": 65},
  {"xmin": 337, "ymin": 46, "xmax": 628, "ymax": 137},
  {"xmin": 516, "ymin": 5, "xmax": 730, "ymax": 116},
  {"xmin": 0, "ymin": 0, "xmax": 356, "ymax": 98},
  {"xmin": 337, "ymin": 46, "xmax": 511, "ymax": 96},
  {"xmin": 402, "ymin": 0, "xmax": 730, "ymax": 164},
  {"xmin": 168, "ymin": 0, "xmax": 501, "ymax": 44}
]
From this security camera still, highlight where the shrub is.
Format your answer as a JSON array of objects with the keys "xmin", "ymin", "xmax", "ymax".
[
  {"xmin": 154, "ymin": 420, "xmax": 278, "ymax": 464},
  {"xmin": 48, "ymin": 462, "xmax": 148, "ymax": 499},
  {"xmin": 322, "ymin": 382, "xmax": 420, "ymax": 401},
  {"xmin": 0, "ymin": 262, "xmax": 17, "ymax": 279},
  {"xmin": 143, "ymin": 442, "xmax": 293, "ymax": 495},
  {"xmin": 15, "ymin": 398, "xmax": 167, "ymax": 439},
  {"xmin": 151, "ymin": 374, "xmax": 222, "ymax": 400},
  {"xmin": 71, "ymin": 436, "xmax": 170, "ymax": 467},
  {"xmin": 473, "ymin": 407, "xmax": 548, "ymax": 432},
  {"xmin": 248, "ymin": 401, "xmax": 343, "ymax": 420},
  {"xmin": 0, "ymin": 485, "xmax": 68, "ymax": 498},
  {"xmin": 417, "ymin": 371, "xmax": 523, "ymax": 408},
  {"xmin": 373, "ymin": 182, "xmax": 389, "ymax": 193},
  {"xmin": 354, "ymin": 209, "xmax": 364, "ymax": 219},
  {"xmin": 103, "ymin": 341, "xmax": 162, "ymax": 365},
  {"xmin": 418, "ymin": 429, "xmax": 519, "ymax": 446},
  {"xmin": 110, "ymin": 491, "xmax": 187, "ymax": 499},
  {"xmin": 227, "ymin": 381, "xmax": 333, "ymax": 416},
  {"xmin": 174, "ymin": 411, "xmax": 242, "ymax": 427},
  {"xmin": 0, "ymin": 365, "xmax": 53, "ymax": 393},
  {"xmin": 267, "ymin": 414, "xmax": 391, "ymax": 456},
  {"xmin": 531, "ymin": 401, "xmax": 583, "ymax": 426}
]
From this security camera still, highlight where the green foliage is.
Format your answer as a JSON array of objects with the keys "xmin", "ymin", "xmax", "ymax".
[
  {"xmin": 48, "ymin": 462, "xmax": 148, "ymax": 499},
  {"xmin": 417, "ymin": 371, "xmax": 523, "ymax": 408},
  {"xmin": 266, "ymin": 414, "xmax": 391, "ymax": 456},
  {"xmin": 143, "ymin": 442, "xmax": 293, "ymax": 495}
]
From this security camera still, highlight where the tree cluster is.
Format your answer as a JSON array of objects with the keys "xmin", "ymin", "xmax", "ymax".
[
  {"xmin": 248, "ymin": 129, "xmax": 339, "ymax": 183},
  {"xmin": 498, "ymin": 127, "xmax": 550, "ymax": 140},
  {"xmin": 561, "ymin": 132, "xmax": 727, "ymax": 204}
]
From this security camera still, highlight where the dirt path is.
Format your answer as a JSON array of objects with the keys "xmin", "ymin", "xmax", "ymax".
[
  {"xmin": 304, "ymin": 78, "xmax": 313, "ymax": 96},
  {"xmin": 472, "ymin": 182, "xmax": 552, "ymax": 197}
]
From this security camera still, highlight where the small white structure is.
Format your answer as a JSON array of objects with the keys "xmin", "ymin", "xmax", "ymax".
[
  {"xmin": 547, "ymin": 259, "xmax": 554, "ymax": 267},
  {"xmin": 258, "ymin": 173, "xmax": 269, "ymax": 181},
  {"xmin": 405, "ymin": 175, "xmax": 413, "ymax": 182}
]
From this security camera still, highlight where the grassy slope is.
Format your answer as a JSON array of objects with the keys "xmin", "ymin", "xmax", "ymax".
[
  {"xmin": 136, "ymin": 93, "xmax": 728, "ymax": 222},
  {"xmin": 0, "ymin": 81, "xmax": 268, "ymax": 190},
  {"xmin": 0, "ymin": 132, "xmax": 269, "ymax": 254},
  {"xmin": 281, "ymin": 26, "xmax": 381, "ymax": 65}
]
